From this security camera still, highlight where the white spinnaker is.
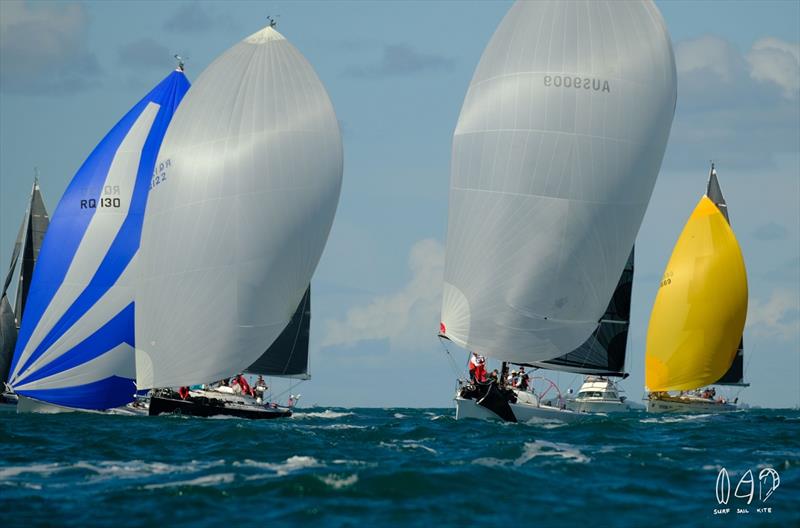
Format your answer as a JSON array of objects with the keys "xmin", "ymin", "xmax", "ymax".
[
  {"xmin": 440, "ymin": 0, "xmax": 676, "ymax": 363},
  {"xmin": 136, "ymin": 26, "xmax": 342, "ymax": 388}
]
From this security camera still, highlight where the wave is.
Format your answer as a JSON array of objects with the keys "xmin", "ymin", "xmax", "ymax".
[
  {"xmin": 143, "ymin": 473, "xmax": 235, "ymax": 490},
  {"xmin": 515, "ymin": 440, "xmax": 591, "ymax": 465},
  {"xmin": 0, "ymin": 459, "xmax": 225, "ymax": 482},
  {"xmin": 292, "ymin": 410, "xmax": 355, "ymax": 420},
  {"xmin": 236, "ymin": 456, "xmax": 322, "ymax": 477},
  {"xmin": 379, "ymin": 440, "xmax": 438, "ymax": 455},
  {"xmin": 318, "ymin": 473, "xmax": 359, "ymax": 489},
  {"xmin": 639, "ymin": 414, "xmax": 712, "ymax": 424}
]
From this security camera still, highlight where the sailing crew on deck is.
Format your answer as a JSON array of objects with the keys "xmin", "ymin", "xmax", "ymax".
[
  {"xmin": 232, "ymin": 374, "xmax": 254, "ymax": 397},
  {"xmin": 469, "ymin": 353, "xmax": 479, "ymax": 381},
  {"xmin": 508, "ymin": 370, "xmax": 519, "ymax": 387},
  {"xmin": 517, "ymin": 367, "xmax": 530, "ymax": 391},
  {"xmin": 469, "ymin": 353, "xmax": 487, "ymax": 383}
]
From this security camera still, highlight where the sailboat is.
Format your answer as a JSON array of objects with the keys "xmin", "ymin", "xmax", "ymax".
[
  {"xmin": 529, "ymin": 250, "xmax": 637, "ymax": 414},
  {"xmin": 1, "ymin": 177, "xmax": 50, "ymax": 404},
  {"xmin": 645, "ymin": 164, "xmax": 748, "ymax": 413},
  {"xmin": 438, "ymin": 0, "xmax": 677, "ymax": 423},
  {"xmin": 8, "ymin": 67, "xmax": 190, "ymax": 413},
  {"xmin": 136, "ymin": 20, "xmax": 342, "ymax": 419},
  {"xmin": 147, "ymin": 287, "xmax": 312, "ymax": 419}
]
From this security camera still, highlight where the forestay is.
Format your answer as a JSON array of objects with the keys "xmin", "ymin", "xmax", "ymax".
[
  {"xmin": 440, "ymin": 0, "xmax": 676, "ymax": 362},
  {"xmin": 135, "ymin": 25, "xmax": 342, "ymax": 389}
]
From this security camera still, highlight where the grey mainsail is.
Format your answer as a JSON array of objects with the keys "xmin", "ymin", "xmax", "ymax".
[
  {"xmin": 245, "ymin": 286, "xmax": 311, "ymax": 379},
  {"xmin": 14, "ymin": 180, "xmax": 50, "ymax": 326},
  {"xmin": 707, "ymin": 164, "xmax": 748, "ymax": 386},
  {"xmin": 528, "ymin": 250, "xmax": 634, "ymax": 377},
  {"xmin": 1, "ymin": 179, "xmax": 49, "ymax": 385},
  {"xmin": 0, "ymin": 296, "xmax": 15, "ymax": 386}
]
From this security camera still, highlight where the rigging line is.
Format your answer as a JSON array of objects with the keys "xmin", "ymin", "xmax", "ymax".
[
  {"xmin": 438, "ymin": 336, "xmax": 462, "ymax": 378},
  {"xmin": 733, "ymin": 345, "xmax": 756, "ymax": 400},
  {"xmin": 271, "ymin": 377, "xmax": 304, "ymax": 401}
]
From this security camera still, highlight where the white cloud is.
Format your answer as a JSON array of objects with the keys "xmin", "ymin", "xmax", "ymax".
[
  {"xmin": 0, "ymin": 1, "xmax": 101, "ymax": 94},
  {"xmin": 675, "ymin": 35, "xmax": 743, "ymax": 81},
  {"xmin": 747, "ymin": 290, "xmax": 800, "ymax": 340},
  {"xmin": 666, "ymin": 34, "xmax": 799, "ymax": 170},
  {"xmin": 746, "ymin": 38, "xmax": 800, "ymax": 100},
  {"xmin": 321, "ymin": 239, "xmax": 444, "ymax": 349}
]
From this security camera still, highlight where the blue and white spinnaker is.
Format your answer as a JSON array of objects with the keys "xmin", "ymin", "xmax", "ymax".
[{"xmin": 8, "ymin": 70, "xmax": 190, "ymax": 410}]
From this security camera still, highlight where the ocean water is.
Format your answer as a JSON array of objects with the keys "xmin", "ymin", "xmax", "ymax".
[{"xmin": 1, "ymin": 406, "xmax": 797, "ymax": 527}]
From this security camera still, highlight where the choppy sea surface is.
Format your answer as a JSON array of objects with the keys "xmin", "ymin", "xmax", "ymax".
[{"xmin": 1, "ymin": 406, "xmax": 798, "ymax": 527}]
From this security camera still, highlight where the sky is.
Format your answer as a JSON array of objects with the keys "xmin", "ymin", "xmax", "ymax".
[{"xmin": 0, "ymin": 0, "xmax": 798, "ymax": 408}]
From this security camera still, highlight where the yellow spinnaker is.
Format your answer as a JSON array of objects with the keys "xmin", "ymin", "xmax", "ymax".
[{"xmin": 645, "ymin": 196, "xmax": 747, "ymax": 392}]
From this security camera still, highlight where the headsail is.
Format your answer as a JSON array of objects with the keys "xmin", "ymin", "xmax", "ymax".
[
  {"xmin": 8, "ymin": 70, "xmax": 190, "ymax": 410},
  {"xmin": 246, "ymin": 286, "xmax": 311, "ymax": 379},
  {"xmin": 135, "ymin": 24, "xmax": 342, "ymax": 389},
  {"xmin": 530, "ymin": 249, "xmax": 634, "ymax": 377},
  {"xmin": 706, "ymin": 165, "xmax": 748, "ymax": 386},
  {"xmin": 645, "ymin": 170, "xmax": 748, "ymax": 392},
  {"xmin": 439, "ymin": 0, "xmax": 677, "ymax": 363},
  {"xmin": 1, "ymin": 180, "xmax": 50, "ymax": 385}
]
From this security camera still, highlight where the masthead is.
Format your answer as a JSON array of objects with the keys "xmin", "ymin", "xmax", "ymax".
[{"xmin": 174, "ymin": 54, "xmax": 186, "ymax": 72}]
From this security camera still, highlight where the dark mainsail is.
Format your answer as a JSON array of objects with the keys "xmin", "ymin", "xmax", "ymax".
[
  {"xmin": 1, "ymin": 179, "xmax": 49, "ymax": 385},
  {"xmin": 14, "ymin": 180, "xmax": 50, "ymax": 327},
  {"xmin": 527, "ymin": 249, "xmax": 635, "ymax": 377},
  {"xmin": 707, "ymin": 164, "xmax": 748, "ymax": 386},
  {"xmin": 245, "ymin": 286, "xmax": 311, "ymax": 379}
]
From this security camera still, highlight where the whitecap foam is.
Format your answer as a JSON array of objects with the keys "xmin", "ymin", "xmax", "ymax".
[
  {"xmin": 380, "ymin": 440, "xmax": 438, "ymax": 455},
  {"xmin": 471, "ymin": 457, "xmax": 509, "ymax": 468},
  {"xmin": 318, "ymin": 473, "xmax": 358, "ymax": 489},
  {"xmin": 144, "ymin": 473, "xmax": 235, "ymax": 490},
  {"xmin": 393, "ymin": 413, "xmax": 407, "ymax": 419},
  {"xmin": 640, "ymin": 413, "xmax": 712, "ymax": 424},
  {"xmin": 292, "ymin": 410, "xmax": 354, "ymax": 419},
  {"xmin": 305, "ymin": 424, "xmax": 367, "ymax": 431},
  {"xmin": 236, "ymin": 456, "xmax": 322, "ymax": 477},
  {"xmin": 0, "ymin": 463, "xmax": 62, "ymax": 480},
  {"xmin": 0, "ymin": 459, "xmax": 224, "ymax": 482},
  {"xmin": 515, "ymin": 440, "xmax": 590, "ymax": 465}
]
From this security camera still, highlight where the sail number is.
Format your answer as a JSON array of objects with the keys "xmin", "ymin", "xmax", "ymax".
[
  {"xmin": 151, "ymin": 159, "xmax": 171, "ymax": 189},
  {"xmin": 544, "ymin": 75, "xmax": 610, "ymax": 93},
  {"xmin": 80, "ymin": 185, "xmax": 121, "ymax": 209},
  {"xmin": 659, "ymin": 271, "xmax": 674, "ymax": 288}
]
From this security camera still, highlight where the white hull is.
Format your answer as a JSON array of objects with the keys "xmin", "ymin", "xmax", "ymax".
[
  {"xmin": 566, "ymin": 399, "xmax": 631, "ymax": 414},
  {"xmin": 565, "ymin": 378, "xmax": 635, "ymax": 414},
  {"xmin": 455, "ymin": 390, "xmax": 583, "ymax": 423},
  {"xmin": 455, "ymin": 396, "xmax": 503, "ymax": 421},
  {"xmin": 16, "ymin": 395, "xmax": 82, "ymax": 414},
  {"xmin": 647, "ymin": 396, "xmax": 736, "ymax": 413}
]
